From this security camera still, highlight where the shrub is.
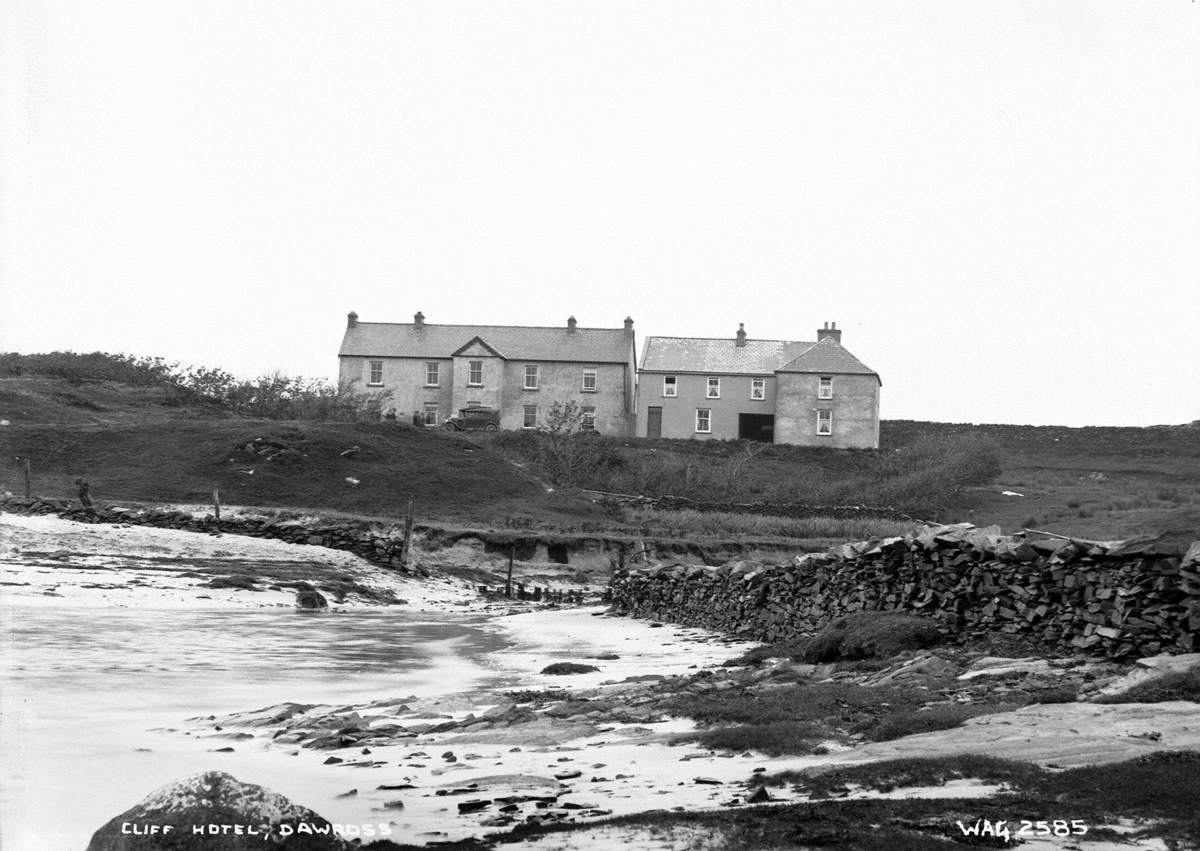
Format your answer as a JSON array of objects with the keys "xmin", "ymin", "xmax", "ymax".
[
  {"xmin": 678, "ymin": 721, "xmax": 825, "ymax": 756},
  {"xmin": 1093, "ymin": 670, "xmax": 1200, "ymax": 704},
  {"xmin": 861, "ymin": 701, "xmax": 1019, "ymax": 742}
]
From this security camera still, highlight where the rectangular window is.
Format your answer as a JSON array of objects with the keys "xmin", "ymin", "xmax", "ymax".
[
  {"xmin": 750, "ymin": 377, "xmax": 765, "ymax": 400},
  {"xmin": 424, "ymin": 362, "xmax": 440, "ymax": 386},
  {"xmin": 818, "ymin": 376, "xmax": 833, "ymax": 399},
  {"xmin": 524, "ymin": 364, "xmax": 539, "ymax": 390},
  {"xmin": 695, "ymin": 408, "xmax": 711, "ymax": 433},
  {"xmin": 523, "ymin": 404, "xmax": 537, "ymax": 429},
  {"xmin": 423, "ymin": 402, "xmax": 439, "ymax": 426},
  {"xmin": 468, "ymin": 360, "xmax": 483, "ymax": 387},
  {"xmin": 817, "ymin": 409, "xmax": 833, "ymax": 436},
  {"xmin": 662, "ymin": 375, "xmax": 677, "ymax": 397},
  {"xmin": 581, "ymin": 405, "xmax": 596, "ymax": 430},
  {"xmin": 368, "ymin": 360, "xmax": 383, "ymax": 386},
  {"xmin": 582, "ymin": 368, "xmax": 597, "ymax": 392},
  {"xmin": 466, "ymin": 400, "xmax": 481, "ymax": 409},
  {"xmin": 706, "ymin": 377, "xmax": 721, "ymax": 399}
]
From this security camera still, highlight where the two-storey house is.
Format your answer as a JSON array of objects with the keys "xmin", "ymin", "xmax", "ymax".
[
  {"xmin": 637, "ymin": 322, "xmax": 880, "ymax": 447},
  {"xmin": 338, "ymin": 311, "xmax": 637, "ymax": 435}
]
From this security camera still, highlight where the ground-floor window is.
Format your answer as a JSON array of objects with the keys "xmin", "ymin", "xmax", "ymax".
[
  {"xmin": 695, "ymin": 408, "xmax": 711, "ymax": 433},
  {"xmin": 423, "ymin": 402, "xmax": 439, "ymax": 426},
  {"xmin": 581, "ymin": 406, "xmax": 596, "ymax": 430},
  {"xmin": 523, "ymin": 404, "xmax": 537, "ymax": 428},
  {"xmin": 817, "ymin": 409, "xmax": 833, "ymax": 435}
]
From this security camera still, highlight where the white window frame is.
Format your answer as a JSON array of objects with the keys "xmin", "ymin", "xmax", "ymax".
[
  {"xmin": 706, "ymin": 377, "xmax": 721, "ymax": 399},
  {"xmin": 522, "ymin": 404, "xmax": 537, "ymax": 429},
  {"xmin": 817, "ymin": 409, "xmax": 833, "ymax": 436},
  {"xmin": 524, "ymin": 364, "xmax": 539, "ymax": 390},
  {"xmin": 662, "ymin": 375, "xmax": 677, "ymax": 397},
  {"xmin": 750, "ymin": 377, "xmax": 765, "ymax": 400},
  {"xmin": 818, "ymin": 376, "xmax": 833, "ymax": 400},
  {"xmin": 424, "ymin": 362, "xmax": 440, "ymax": 387},
  {"xmin": 423, "ymin": 402, "xmax": 439, "ymax": 427},
  {"xmin": 695, "ymin": 408, "xmax": 711, "ymax": 434},
  {"xmin": 466, "ymin": 400, "xmax": 481, "ymax": 408},
  {"xmin": 581, "ymin": 405, "xmax": 596, "ymax": 431},
  {"xmin": 367, "ymin": 360, "xmax": 383, "ymax": 386},
  {"xmin": 468, "ymin": 360, "xmax": 483, "ymax": 387},
  {"xmin": 581, "ymin": 368, "xmax": 597, "ymax": 393}
]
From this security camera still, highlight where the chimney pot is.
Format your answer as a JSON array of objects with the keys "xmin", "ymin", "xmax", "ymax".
[
  {"xmin": 567, "ymin": 316, "xmax": 578, "ymax": 333},
  {"xmin": 414, "ymin": 311, "xmax": 425, "ymax": 329},
  {"xmin": 623, "ymin": 316, "xmax": 634, "ymax": 335},
  {"xmin": 735, "ymin": 323, "xmax": 747, "ymax": 347},
  {"xmin": 817, "ymin": 321, "xmax": 843, "ymax": 344},
  {"xmin": 346, "ymin": 311, "xmax": 358, "ymax": 329}
]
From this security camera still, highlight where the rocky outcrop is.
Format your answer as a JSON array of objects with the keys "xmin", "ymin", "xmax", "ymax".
[
  {"xmin": 610, "ymin": 524, "xmax": 1200, "ymax": 659},
  {"xmin": 86, "ymin": 771, "xmax": 348, "ymax": 850},
  {"xmin": 294, "ymin": 585, "xmax": 329, "ymax": 609}
]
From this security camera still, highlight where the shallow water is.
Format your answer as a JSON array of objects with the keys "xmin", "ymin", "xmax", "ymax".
[{"xmin": 0, "ymin": 605, "xmax": 502, "ymax": 851}]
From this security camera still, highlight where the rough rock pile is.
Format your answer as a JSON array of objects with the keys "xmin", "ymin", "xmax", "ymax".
[
  {"xmin": 610, "ymin": 524, "xmax": 1200, "ymax": 659},
  {"xmin": 86, "ymin": 771, "xmax": 347, "ymax": 850}
]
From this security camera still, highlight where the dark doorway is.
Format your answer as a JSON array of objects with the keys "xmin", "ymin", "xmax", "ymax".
[
  {"xmin": 646, "ymin": 406, "xmax": 662, "ymax": 438},
  {"xmin": 738, "ymin": 413, "xmax": 775, "ymax": 442}
]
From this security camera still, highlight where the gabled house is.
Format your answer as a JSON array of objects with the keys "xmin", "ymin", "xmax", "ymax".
[
  {"xmin": 637, "ymin": 322, "xmax": 881, "ymax": 448},
  {"xmin": 338, "ymin": 311, "xmax": 638, "ymax": 435}
]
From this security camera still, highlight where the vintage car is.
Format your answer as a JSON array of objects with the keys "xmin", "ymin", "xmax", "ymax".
[{"xmin": 441, "ymin": 406, "xmax": 501, "ymax": 431}]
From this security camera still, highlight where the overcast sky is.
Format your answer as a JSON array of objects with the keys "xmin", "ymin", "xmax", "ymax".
[{"xmin": 2, "ymin": 1, "xmax": 1197, "ymax": 427}]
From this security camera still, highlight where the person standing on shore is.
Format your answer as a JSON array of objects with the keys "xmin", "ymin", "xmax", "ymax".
[{"xmin": 75, "ymin": 477, "xmax": 97, "ymax": 516}]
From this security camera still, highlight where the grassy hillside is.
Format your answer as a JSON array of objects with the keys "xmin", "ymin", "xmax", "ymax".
[
  {"xmin": 1, "ymin": 358, "xmax": 1196, "ymax": 540},
  {"xmin": 0, "ymin": 372, "xmax": 602, "ymax": 524}
]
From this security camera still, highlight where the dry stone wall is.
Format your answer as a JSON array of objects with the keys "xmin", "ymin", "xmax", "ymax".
[{"xmin": 610, "ymin": 523, "xmax": 1200, "ymax": 659}]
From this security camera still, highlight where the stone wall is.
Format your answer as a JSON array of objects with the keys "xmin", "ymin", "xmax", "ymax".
[{"xmin": 610, "ymin": 523, "xmax": 1200, "ymax": 659}]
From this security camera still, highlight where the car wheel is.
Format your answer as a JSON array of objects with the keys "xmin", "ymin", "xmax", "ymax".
[
  {"xmin": 484, "ymin": 423, "xmax": 498, "ymax": 432},
  {"xmin": 442, "ymin": 422, "xmax": 456, "ymax": 431}
]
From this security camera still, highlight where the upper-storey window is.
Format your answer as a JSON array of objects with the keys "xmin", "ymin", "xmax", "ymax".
[
  {"xmin": 818, "ymin": 376, "xmax": 833, "ymax": 399},
  {"xmin": 662, "ymin": 376, "xmax": 677, "ymax": 397},
  {"xmin": 468, "ymin": 360, "xmax": 483, "ymax": 387},
  {"xmin": 424, "ymin": 362, "xmax": 440, "ymax": 387},
  {"xmin": 706, "ymin": 377, "xmax": 721, "ymax": 399},
  {"xmin": 368, "ymin": 360, "xmax": 383, "ymax": 386},
  {"xmin": 582, "ymin": 368, "xmax": 597, "ymax": 392},
  {"xmin": 750, "ymin": 377, "xmax": 765, "ymax": 400},
  {"xmin": 524, "ymin": 364, "xmax": 539, "ymax": 390},
  {"xmin": 817, "ymin": 409, "xmax": 833, "ymax": 436}
]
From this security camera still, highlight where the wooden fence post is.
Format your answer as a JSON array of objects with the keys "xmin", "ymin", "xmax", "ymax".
[
  {"xmin": 23, "ymin": 458, "xmax": 31, "ymax": 498},
  {"xmin": 401, "ymin": 497, "xmax": 414, "ymax": 570},
  {"xmin": 505, "ymin": 545, "xmax": 515, "ymax": 598},
  {"xmin": 212, "ymin": 489, "xmax": 221, "ymax": 521}
]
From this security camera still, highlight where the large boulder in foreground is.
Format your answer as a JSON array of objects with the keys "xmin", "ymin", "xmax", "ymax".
[{"xmin": 86, "ymin": 771, "xmax": 349, "ymax": 850}]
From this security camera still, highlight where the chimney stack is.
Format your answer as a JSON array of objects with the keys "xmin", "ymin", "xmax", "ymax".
[
  {"xmin": 735, "ymin": 323, "xmax": 747, "ymax": 348},
  {"xmin": 817, "ymin": 321, "xmax": 842, "ymax": 344},
  {"xmin": 567, "ymin": 316, "xmax": 578, "ymax": 334},
  {"xmin": 414, "ymin": 311, "xmax": 425, "ymax": 329},
  {"xmin": 346, "ymin": 311, "xmax": 358, "ymax": 329},
  {"xmin": 623, "ymin": 316, "xmax": 634, "ymax": 337}
]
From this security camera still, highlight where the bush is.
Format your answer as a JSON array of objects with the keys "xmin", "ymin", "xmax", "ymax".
[
  {"xmin": 0, "ymin": 351, "xmax": 393, "ymax": 422},
  {"xmin": 1093, "ymin": 670, "xmax": 1200, "ymax": 704},
  {"xmin": 861, "ymin": 701, "xmax": 1019, "ymax": 742},
  {"xmin": 679, "ymin": 721, "xmax": 825, "ymax": 756}
]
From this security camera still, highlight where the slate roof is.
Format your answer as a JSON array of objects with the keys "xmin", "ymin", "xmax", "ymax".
[
  {"xmin": 339, "ymin": 322, "xmax": 633, "ymax": 364},
  {"xmin": 641, "ymin": 336, "xmax": 878, "ymax": 379},
  {"xmin": 777, "ymin": 338, "xmax": 879, "ymax": 378}
]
